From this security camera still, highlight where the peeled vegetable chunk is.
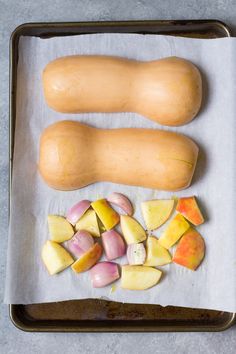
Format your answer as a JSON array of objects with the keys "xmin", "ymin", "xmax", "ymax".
[
  {"xmin": 47, "ymin": 215, "xmax": 74, "ymax": 243},
  {"xmin": 127, "ymin": 243, "xmax": 146, "ymax": 265},
  {"xmin": 144, "ymin": 236, "xmax": 172, "ymax": 266},
  {"xmin": 75, "ymin": 209, "xmax": 100, "ymax": 237},
  {"xmin": 41, "ymin": 240, "xmax": 74, "ymax": 275},
  {"xmin": 173, "ymin": 228, "xmax": 205, "ymax": 270},
  {"xmin": 121, "ymin": 265, "xmax": 162, "ymax": 290},
  {"xmin": 176, "ymin": 196, "xmax": 204, "ymax": 226},
  {"xmin": 141, "ymin": 199, "xmax": 174, "ymax": 230},
  {"xmin": 43, "ymin": 55, "xmax": 202, "ymax": 127},
  {"xmin": 90, "ymin": 262, "xmax": 120, "ymax": 288},
  {"xmin": 159, "ymin": 214, "xmax": 190, "ymax": 249},
  {"xmin": 120, "ymin": 215, "xmax": 146, "ymax": 245},
  {"xmin": 71, "ymin": 243, "xmax": 103, "ymax": 273},
  {"xmin": 91, "ymin": 199, "xmax": 119, "ymax": 230},
  {"xmin": 39, "ymin": 121, "xmax": 199, "ymax": 192},
  {"xmin": 102, "ymin": 230, "xmax": 126, "ymax": 260},
  {"xmin": 66, "ymin": 200, "xmax": 91, "ymax": 225},
  {"xmin": 107, "ymin": 192, "xmax": 133, "ymax": 216},
  {"xmin": 64, "ymin": 230, "xmax": 94, "ymax": 258}
]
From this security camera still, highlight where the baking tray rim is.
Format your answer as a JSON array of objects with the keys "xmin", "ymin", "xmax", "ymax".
[
  {"xmin": 9, "ymin": 303, "xmax": 236, "ymax": 333},
  {"xmin": 8, "ymin": 19, "xmax": 235, "ymax": 332},
  {"xmin": 10, "ymin": 19, "xmax": 232, "ymax": 38}
]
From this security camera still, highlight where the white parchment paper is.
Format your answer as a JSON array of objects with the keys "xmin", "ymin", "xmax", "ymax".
[{"xmin": 5, "ymin": 34, "xmax": 236, "ymax": 312}]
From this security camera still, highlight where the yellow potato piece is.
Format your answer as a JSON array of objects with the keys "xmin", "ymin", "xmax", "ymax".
[
  {"xmin": 75, "ymin": 209, "xmax": 100, "ymax": 237},
  {"xmin": 41, "ymin": 240, "xmax": 74, "ymax": 275},
  {"xmin": 141, "ymin": 199, "xmax": 174, "ymax": 230},
  {"xmin": 144, "ymin": 236, "xmax": 172, "ymax": 266},
  {"xmin": 91, "ymin": 199, "xmax": 119, "ymax": 230},
  {"xmin": 121, "ymin": 265, "xmax": 162, "ymax": 290},
  {"xmin": 120, "ymin": 215, "xmax": 146, "ymax": 245},
  {"xmin": 159, "ymin": 214, "xmax": 190, "ymax": 249},
  {"xmin": 48, "ymin": 215, "xmax": 74, "ymax": 243},
  {"xmin": 71, "ymin": 243, "xmax": 102, "ymax": 273}
]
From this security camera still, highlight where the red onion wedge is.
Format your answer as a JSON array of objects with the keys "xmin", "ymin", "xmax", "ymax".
[
  {"xmin": 107, "ymin": 193, "xmax": 133, "ymax": 216},
  {"xmin": 90, "ymin": 262, "xmax": 120, "ymax": 288},
  {"xmin": 66, "ymin": 200, "xmax": 91, "ymax": 225},
  {"xmin": 102, "ymin": 230, "xmax": 126, "ymax": 260},
  {"xmin": 127, "ymin": 243, "xmax": 146, "ymax": 265},
  {"xmin": 64, "ymin": 230, "xmax": 94, "ymax": 258}
]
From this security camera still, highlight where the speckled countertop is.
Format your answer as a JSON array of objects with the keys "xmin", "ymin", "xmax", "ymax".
[{"xmin": 1, "ymin": 1, "xmax": 236, "ymax": 353}]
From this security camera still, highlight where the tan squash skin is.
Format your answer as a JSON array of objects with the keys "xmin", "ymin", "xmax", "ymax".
[
  {"xmin": 39, "ymin": 121, "xmax": 199, "ymax": 191},
  {"xmin": 43, "ymin": 56, "xmax": 202, "ymax": 126}
]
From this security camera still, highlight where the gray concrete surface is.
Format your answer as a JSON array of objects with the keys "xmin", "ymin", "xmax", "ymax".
[{"xmin": 1, "ymin": 0, "xmax": 236, "ymax": 353}]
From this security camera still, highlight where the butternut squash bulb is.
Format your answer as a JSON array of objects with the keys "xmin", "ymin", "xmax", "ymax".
[
  {"xmin": 43, "ymin": 55, "xmax": 202, "ymax": 127},
  {"xmin": 39, "ymin": 121, "xmax": 199, "ymax": 191}
]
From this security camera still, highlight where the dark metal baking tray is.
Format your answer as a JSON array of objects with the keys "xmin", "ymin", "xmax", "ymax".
[{"xmin": 9, "ymin": 20, "xmax": 235, "ymax": 332}]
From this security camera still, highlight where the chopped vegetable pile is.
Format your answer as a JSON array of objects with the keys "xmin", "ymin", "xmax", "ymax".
[{"xmin": 42, "ymin": 194, "xmax": 205, "ymax": 290}]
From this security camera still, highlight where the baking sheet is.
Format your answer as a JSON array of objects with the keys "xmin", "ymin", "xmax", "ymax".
[{"xmin": 5, "ymin": 33, "xmax": 236, "ymax": 312}]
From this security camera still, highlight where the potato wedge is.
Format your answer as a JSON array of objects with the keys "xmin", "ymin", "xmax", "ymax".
[
  {"xmin": 159, "ymin": 214, "xmax": 190, "ymax": 249},
  {"xmin": 42, "ymin": 240, "xmax": 74, "ymax": 275},
  {"xmin": 120, "ymin": 215, "xmax": 146, "ymax": 244},
  {"xmin": 75, "ymin": 209, "xmax": 100, "ymax": 237},
  {"xmin": 48, "ymin": 215, "xmax": 74, "ymax": 243},
  {"xmin": 144, "ymin": 236, "xmax": 172, "ymax": 266},
  {"xmin": 141, "ymin": 199, "xmax": 174, "ymax": 230},
  {"xmin": 71, "ymin": 243, "xmax": 102, "ymax": 273},
  {"xmin": 91, "ymin": 199, "xmax": 120, "ymax": 230},
  {"xmin": 121, "ymin": 265, "xmax": 162, "ymax": 290}
]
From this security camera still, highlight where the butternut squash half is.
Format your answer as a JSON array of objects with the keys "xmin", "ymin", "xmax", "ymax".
[
  {"xmin": 39, "ymin": 121, "xmax": 199, "ymax": 191},
  {"xmin": 43, "ymin": 56, "xmax": 202, "ymax": 126}
]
